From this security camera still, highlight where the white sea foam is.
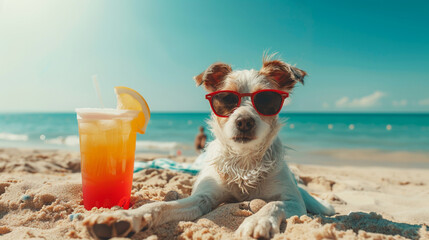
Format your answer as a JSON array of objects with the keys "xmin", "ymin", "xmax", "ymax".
[
  {"xmin": 42, "ymin": 136, "xmax": 185, "ymax": 151},
  {"xmin": 45, "ymin": 135, "xmax": 80, "ymax": 146},
  {"xmin": 136, "ymin": 141, "xmax": 181, "ymax": 150},
  {"xmin": 0, "ymin": 132, "xmax": 29, "ymax": 141}
]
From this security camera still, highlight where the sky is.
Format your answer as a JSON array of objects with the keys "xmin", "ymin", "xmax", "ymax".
[{"xmin": 0, "ymin": 0, "xmax": 428, "ymax": 113}]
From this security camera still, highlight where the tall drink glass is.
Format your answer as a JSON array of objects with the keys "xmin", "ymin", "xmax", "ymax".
[{"xmin": 76, "ymin": 108, "xmax": 139, "ymax": 210}]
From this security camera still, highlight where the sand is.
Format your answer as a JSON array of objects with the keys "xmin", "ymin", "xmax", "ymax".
[{"xmin": 0, "ymin": 148, "xmax": 428, "ymax": 240}]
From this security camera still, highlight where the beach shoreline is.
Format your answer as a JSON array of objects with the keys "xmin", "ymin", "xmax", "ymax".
[
  {"xmin": 0, "ymin": 147, "xmax": 428, "ymax": 239},
  {"xmin": 287, "ymin": 148, "xmax": 429, "ymax": 169}
]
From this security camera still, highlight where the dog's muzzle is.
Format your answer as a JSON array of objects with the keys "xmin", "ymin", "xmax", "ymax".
[{"xmin": 232, "ymin": 116, "xmax": 256, "ymax": 143}]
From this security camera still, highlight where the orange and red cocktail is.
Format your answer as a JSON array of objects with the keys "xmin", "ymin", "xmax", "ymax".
[{"xmin": 77, "ymin": 109, "xmax": 139, "ymax": 210}]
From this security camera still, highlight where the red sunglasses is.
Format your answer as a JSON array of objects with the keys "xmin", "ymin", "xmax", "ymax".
[{"xmin": 205, "ymin": 89, "xmax": 289, "ymax": 117}]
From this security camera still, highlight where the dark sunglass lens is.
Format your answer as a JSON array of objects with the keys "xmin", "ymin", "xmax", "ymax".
[
  {"xmin": 212, "ymin": 92, "xmax": 239, "ymax": 116},
  {"xmin": 253, "ymin": 91, "xmax": 283, "ymax": 115}
]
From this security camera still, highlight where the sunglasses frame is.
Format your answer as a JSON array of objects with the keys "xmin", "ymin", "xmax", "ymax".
[{"xmin": 205, "ymin": 89, "xmax": 289, "ymax": 117}]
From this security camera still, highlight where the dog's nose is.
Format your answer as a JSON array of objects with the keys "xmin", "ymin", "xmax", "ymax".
[{"xmin": 235, "ymin": 117, "xmax": 255, "ymax": 132}]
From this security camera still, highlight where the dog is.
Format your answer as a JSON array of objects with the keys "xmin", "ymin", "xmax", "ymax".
[{"xmin": 83, "ymin": 56, "xmax": 335, "ymax": 239}]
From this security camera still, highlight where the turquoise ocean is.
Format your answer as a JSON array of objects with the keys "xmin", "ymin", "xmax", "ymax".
[{"xmin": 1, "ymin": 113, "xmax": 428, "ymax": 166}]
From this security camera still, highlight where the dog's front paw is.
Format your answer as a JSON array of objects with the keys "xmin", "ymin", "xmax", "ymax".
[
  {"xmin": 236, "ymin": 215, "xmax": 279, "ymax": 239},
  {"xmin": 83, "ymin": 210, "xmax": 152, "ymax": 239}
]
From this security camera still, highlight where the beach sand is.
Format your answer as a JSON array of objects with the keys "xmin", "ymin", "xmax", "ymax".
[{"xmin": 0, "ymin": 148, "xmax": 428, "ymax": 240}]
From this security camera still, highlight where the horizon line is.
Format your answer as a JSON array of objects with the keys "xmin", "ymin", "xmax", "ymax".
[{"xmin": 1, "ymin": 111, "xmax": 429, "ymax": 115}]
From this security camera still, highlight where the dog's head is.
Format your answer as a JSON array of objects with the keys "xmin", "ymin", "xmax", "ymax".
[{"xmin": 194, "ymin": 58, "xmax": 306, "ymax": 151}]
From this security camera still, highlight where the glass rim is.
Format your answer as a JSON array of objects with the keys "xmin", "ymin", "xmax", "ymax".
[{"xmin": 75, "ymin": 108, "xmax": 140, "ymax": 120}]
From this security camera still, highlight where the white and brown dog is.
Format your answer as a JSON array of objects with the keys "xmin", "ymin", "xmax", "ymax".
[{"xmin": 84, "ymin": 57, "xmax": 335, "ymax": 239}]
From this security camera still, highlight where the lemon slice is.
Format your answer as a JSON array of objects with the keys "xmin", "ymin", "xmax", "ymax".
[{"xmin": 114, "ymin": 86, "xmax": 150, "ymax": 134}]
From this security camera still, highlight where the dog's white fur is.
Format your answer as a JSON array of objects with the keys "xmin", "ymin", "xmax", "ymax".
[{"xmin": 84, "ymin": 57, "xmax": 335, "ymax": 239}]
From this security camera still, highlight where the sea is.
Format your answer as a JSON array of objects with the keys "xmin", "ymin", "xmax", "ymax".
[{"xmin": 1, "ymin": 113, "xmax": 428, "ymax": 166}]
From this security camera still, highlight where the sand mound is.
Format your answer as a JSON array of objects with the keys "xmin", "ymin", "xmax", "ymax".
[
  {"xmin": 0, "ymin": 148, "xmax": 81, "ymax": 173},
  {"xmin": 0, "ymin": 148, "xmax": 428, "ymax": 240}
]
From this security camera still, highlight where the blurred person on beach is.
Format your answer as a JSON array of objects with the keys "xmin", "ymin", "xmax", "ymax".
[{"xmin": 194, "ymin": 126, "xmax": 207, "ymax": 153}]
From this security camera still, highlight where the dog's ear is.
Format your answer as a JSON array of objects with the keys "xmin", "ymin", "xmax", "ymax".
[
  {"xmin": 194, "ymin": 62, "xmax": 232, "ymax": 92},
  {"xmin": 260, "ymin": 60, "xmax": 306, "ymax": 91}
]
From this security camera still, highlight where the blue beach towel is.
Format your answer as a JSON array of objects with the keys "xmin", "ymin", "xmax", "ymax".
[{"xmin": 133, "ymin": 152, "xmax": 207, "ymax": 175}]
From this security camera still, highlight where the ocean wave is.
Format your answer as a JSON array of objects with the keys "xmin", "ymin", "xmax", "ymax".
[
  {"xmin": 0, "ymin": 132, "xmax": 29, "ymax": 141},
  {"xmin": 42, "ymin": 136, "xmax": 186, "ymax": 151},
  {"xmin": 136, "ymin": 141, "xmax": 181, "ymax": 150},
  {"xmin": 41, "ymin": 135, "xmax": 423, "ymax": 153},
  {"xmin": 45, "ymin": 135, "xmax": 80, "ymax": 146}
]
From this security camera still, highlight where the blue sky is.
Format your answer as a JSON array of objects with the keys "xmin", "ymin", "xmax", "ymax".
[{"xmin": 0, "ymin": 0, "xmax": 428, "ymax": 113}]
